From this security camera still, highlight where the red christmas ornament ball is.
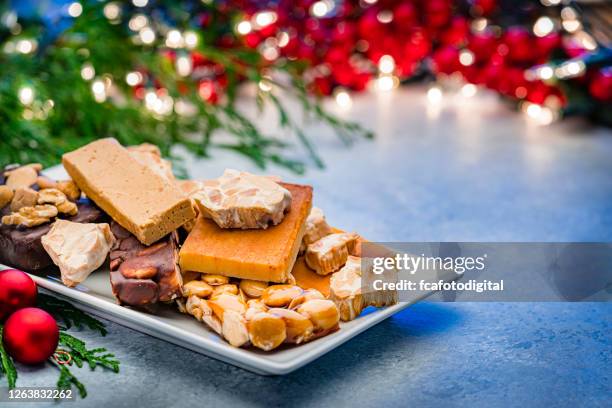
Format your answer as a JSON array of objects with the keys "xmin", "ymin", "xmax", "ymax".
[
  {"xmin": 2, "ymin": 307, "xmax": 59, "ymax": 365},
  {"xmin": 0, "ymin": 269, "xmax": 37, "ymax": 321}
]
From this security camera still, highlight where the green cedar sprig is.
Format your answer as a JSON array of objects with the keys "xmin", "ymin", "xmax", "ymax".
[
  {"xmin": 57, "ymin": 332, "xmax": 119, "ymax": 373},
  {"xmin": 0, "ymin": 326, "xmax": 18, "ymax": 389},
  {"xmin": 52, "ymin": 359, "xmax": 87, "ymax": 399},
  {"xmin": 37, "ymin": 293, "xmax": 107, "ymax": 336}
]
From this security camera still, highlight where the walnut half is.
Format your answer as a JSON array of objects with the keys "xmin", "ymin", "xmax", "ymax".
[
  {"xmin": 1, "ymin": 204, "xmax": 58, "ymax": 227},
  {"xmin": 38, "ymin": 188, "xmax": 78, "ymax": 216}
]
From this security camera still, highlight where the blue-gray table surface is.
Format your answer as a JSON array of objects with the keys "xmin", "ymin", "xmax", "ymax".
[{"xmin": 13, "ymin": 88, "xmax": 612, "ymax": 407}]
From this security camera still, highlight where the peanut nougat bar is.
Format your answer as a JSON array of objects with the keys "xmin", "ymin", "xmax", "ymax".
[{"xmin": 62, "ymin": 138, "xmax": 195, "ymax": 245}]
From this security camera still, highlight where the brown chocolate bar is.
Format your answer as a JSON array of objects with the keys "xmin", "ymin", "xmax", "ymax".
[{"xmin": 109, "ymin": 222, "xmax": 183, "ymax": 309}]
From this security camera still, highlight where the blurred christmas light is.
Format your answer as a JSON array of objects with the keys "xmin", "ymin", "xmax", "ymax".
[
  {"xmin": 260, "ymin": 44, "xmax": 279, "ymax": 61},
  {"xmin": 538, "ymin": 66, "xmax": 554, "ymax": 80},
  {"xmin": 376, "ymin": 75, "xmax": 398, "ymax": 92},
  {"xmin": 310, "ymin": 1, "xmax": 332, "ymax": 18},
  {"xmin": 471, "ymin": 18, "xmax": 488, "ymax": 32},
  {"xmin": 541, "ymin": 0, "xmax": 561, "ymax": 6},
  {"xmin": 16, "ymin": 39, "xmax": 36, "ymax": 54},
  {"xmin": 176, "ymin": 55, "xmax": 192, "ymax": 77},
  {"xmin": 427, "ymin": 86, "xmax": 443, "ymax": 104},
  {"xmin": 125, "ymin": 71, "xmax": 142, "ymax": 86},
  {"xmin": 139, "ymin": 27, "xmax": 156, "ymax": 44},
  {"xmin": 236, "ymin": 21, "xmax": 252, "ymax": 35},
  {"xmin": 166, "ymin": 30, "xmax": 183, "ymax": 48},
  {"xmin": 378, "ymin": 55, "xmax": 395, "ymax": 74},
  {"xmin": 277, "ymin": 31, "xmax": 290, "ymax": 47},
  {"xmin": 258, "ymin": 77, "xmax": 273, "ymax": 92},
  {"xmin": 562, "ymin": 19, "xmax": 581, "ymax": 33},
  {"xmin": 103, "ymin": 3, "xmax": 120, "ymax": 20},
  {"xmin": 561, "ymin": 7, "xmax": 578, "ymax": 20},
  {"xmin": 18, "ymin": 86, "xmax": 34, "ymax": 105},
  {"xmin": 174, "ymin": 99, "xmax": 197, "ymax": 117},
  {"xmin": 533, "ymin": 16, "xmax": 554, "ymax": 37},
  {"xmin": 132, "ymin": 0, "xmax": 148, "ymax": 7},
  {"xmin": 573, "ymin": 31, "xmax": 597, "ymax": 51},
  {"xmin": 80, "ymin": 63, "xmax": 95, "ymax": 80},
  {"xmin": 334, "ymin": 88, "xmax": 352, "ymax": 109},
  {"xmin": 561, "ymin": 7, "xmax": 581, "ymax": 33},
  {"xmin": 67, "ymin": 2, "xmax": 83, "ymax": 18},
  {"xmin": 461, "ymin": 83, "xmax": 477, "ymax": 98},
  {"xmin": 522, "ymin": 102, "xmax": 556, "ymax": 125},
  {"xmin": 554, "ymin": 60, "xmax": 585, "ymax": 79},
  {"xmin": 91, "ymin": 80, "xmax": 106, "ymax": 102},
  {"xmin": 129, "ymin": 15, "xmax": 148, "ymax": 31},
  {"xmin": 459, "ymin": 50, "xmax": 475, "ymax": 66},
  {"xmin": 184, "ymin": 31, "xmax": 198, "ymax": 49},
  {"xmin": 1, "ymin": 11, "xmax": 17, "ymax": 29},
  {"xmin": 377, "ymin": 10, "xmax": 393, "ymax": 24},
  {"xmin": 253, "ymin": 11, "xmax": 277, "ymax": 29}
]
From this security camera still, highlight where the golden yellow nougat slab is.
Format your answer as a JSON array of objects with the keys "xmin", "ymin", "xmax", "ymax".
[
  {"xmin": 62, "ymin": 138, "xmax": 195, "ymax": 245},
  {"xmin": 179, "ymin": 183, "xmax": 312, "ymax": 283}
]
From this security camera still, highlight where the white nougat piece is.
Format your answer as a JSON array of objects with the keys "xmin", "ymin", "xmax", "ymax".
[
  {"xmin": 330, "ymin": 256, "xmax": 398, "ymax": 321},
  {"xmin": 41, "ymin": 220, "xmax": 115, "ymax": 287},
  {"xmin": 192, "ymin": 169, "xmax": 292, "ymax": 229},
  {"xmin": 127, "ymin": 143, "xmax": 175, "ymax": 182},
  {"xmin": 300, "ymin": 207, "xmax": 333, "ymax": 253},
  {"xmin": 305, "ymin": 232, "xmax": 359, "ymax": 275}
]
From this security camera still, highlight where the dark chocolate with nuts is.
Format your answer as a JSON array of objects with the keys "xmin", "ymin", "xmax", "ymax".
[
  {"xmin": 0, "ymin": 199, "xmax": 105, "ymax": 271},
  {"xmin": 109, "ymin": 222, "xmax": 183, "ymax": 308}
]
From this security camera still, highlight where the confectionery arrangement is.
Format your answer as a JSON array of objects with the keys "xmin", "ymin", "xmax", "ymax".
[{"xmin": 0, "ymin": 138, "xmax": 397, "ymax": 352}]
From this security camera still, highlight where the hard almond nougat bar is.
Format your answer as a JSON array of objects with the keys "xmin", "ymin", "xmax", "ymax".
[
  {"xmin": 179, "ymin": 183, "xmax": 312, "ymax": 283},
  {"xmin": 62, "ymin": 138, "xmax": 195, "ymax": 245}
]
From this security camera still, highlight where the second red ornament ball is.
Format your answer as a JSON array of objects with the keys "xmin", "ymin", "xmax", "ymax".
[{"xmin": 2, "ymin": 308, "xmax": 59, "ymax": 365}]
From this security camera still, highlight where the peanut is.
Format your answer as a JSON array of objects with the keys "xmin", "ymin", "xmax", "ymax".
[
  {"xmin": 247, "ymin": 312, "xmax": 286, "ymax": 351},
  {"xmin": 296, "ymin": 299, "xmax": 340, "ymax": 333},
  {"xmin": 212, "ymin": 283, "xmax": 239, "ymax": 297},
  {"xmin": 288, "ymin": 288, "xmax": 326, "ymax": 310},
  {"xmin": 208, "ymin": 293, "xmax": 246, "ymax": 322},
  {"xmin": 269, "ymin": 308, "xmax": 314, "ymax": 344},
  {"xmin": 183, "ymin": 280, "xmax": 214, "ymax": 298},
  {"xmin": 245, "ymin": 299, "xmax": 268, "ymax": 320},
  {"xmin": 201, "ymin": 274, "xmax": 230, "ymax": 286},
  {"xmin": 222, "ymin": 310, "xmax": 249, "ymax": 347},
  {"xmin": 261, "ymin": 284, "xmax": 304, "ymax": 307},
  {"xmin": 121, "ymin": 266, "xmax": 157, "ymax": 280},
  {"xmin": 239, "ymin": 279, "xmax": 268, "ymax": 298},
  {"xmin": 186, "ymin": 296, "xmax": 222, "ymax": 335}
]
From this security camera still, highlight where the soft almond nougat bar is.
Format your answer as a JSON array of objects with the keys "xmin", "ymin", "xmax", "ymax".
[{"xmin": 62, "ymin": 138, "xmax": 195, "ymax": 245}]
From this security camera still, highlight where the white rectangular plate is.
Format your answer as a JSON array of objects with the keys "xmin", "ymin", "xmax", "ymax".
[
  {"xmin": 24, "ymin": 269, "xmax": 433, "ymax": 375},
  {"xmin": 1, "ymin": 165, "xmax": 442, "ymax": 375}
]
